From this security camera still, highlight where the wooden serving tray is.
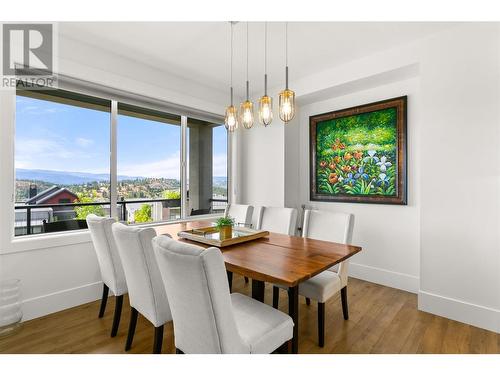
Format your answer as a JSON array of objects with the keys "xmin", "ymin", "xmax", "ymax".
[{"xmin": 177, "ymin": 226, "xmax": 269, "ymax": 247}]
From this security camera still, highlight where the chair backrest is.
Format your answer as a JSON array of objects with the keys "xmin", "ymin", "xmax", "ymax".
[
  {"xmin": 251, "ymin": 206, "xmax": 264, "ymax": 230},
  {"xmin": 152, "ymin": 236, "xmax": 248, "ymax": 354},
  {"xmin": 259, "ymin": 206, "xmax": 298, "ymax": 235},
  {"xmin": 224, "ymin": 204, "xmax": 254, "ymax": 227},
  {"xmin": 302, "ymin": 209, "xmax": 354, "ymax": 286},
  {"xmin": 43, "ymin": 219, "xmax": 88, "ymax": 233},
  {"xmin": 86, "ymin": 214, "xmax": 127, "ymax": 296},
  {"xmin": 191, "ymin": 208, "xmax": 211, "ymax": 216},
  {"xmin": 111, "ymin": 223, "xmax": 172, "ymax": 327}
]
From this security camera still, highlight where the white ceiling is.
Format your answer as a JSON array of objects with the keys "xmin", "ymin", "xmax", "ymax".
[{"xmin": 59, "ymin": 22, "xmax": 456, "ymax": 97}]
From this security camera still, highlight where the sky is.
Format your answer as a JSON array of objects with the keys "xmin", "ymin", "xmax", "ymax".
[{"xmin": 15, "ymin": 95, "xmax": 228, "ymax": 179}]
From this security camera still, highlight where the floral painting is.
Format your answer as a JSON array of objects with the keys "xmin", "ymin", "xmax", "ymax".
[{"xmin": 310, "ymin": 96, "xmax": 407, "ymax": 205}]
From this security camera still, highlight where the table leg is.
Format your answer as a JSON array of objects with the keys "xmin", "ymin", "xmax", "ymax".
[
  {"xmin": 288, "ymin": 285, "xmax": 299, "ymax": 354},
  {"xmin": 251, "ymin": 279, "xmax": 265, "ymax": 302},
  {"xmin": 226, "ymin": 271, "xmax": 233, "ymax": 292}
]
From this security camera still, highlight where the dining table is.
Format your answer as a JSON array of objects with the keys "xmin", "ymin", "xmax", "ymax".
[{"xmin": 155, "ymin": 220, "xmax": 362, "ymax": 354}]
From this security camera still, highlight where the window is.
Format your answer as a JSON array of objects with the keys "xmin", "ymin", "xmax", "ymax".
[
  {"xmin": 187, "ymin": 118, "xmax": 228, "ymax": 216},
  {"xmin": 117, "ymin": 103, "xmax": 181, "ymax": 224},
  {"xmin": 14, "ymin": 87, "xmax": 228, "ymax": 236},
  {"xmin": 15, "ymin": 90, "xmax": 111, "ymax": 236}
]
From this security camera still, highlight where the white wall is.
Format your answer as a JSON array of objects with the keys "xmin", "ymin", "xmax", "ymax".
[
  {"xmin": 417, "ymin": 24, "xmax": 500, "ymax": 332},
  {"xmin": 237, "ymin": 120, "xmax": 285, "ymax": 206},
  {"xmin": 289, "ymin": 77, "xmax": 421, "ymax": 293},
  {"xmin": 239, "ymin": 24, "xmax": 500, "ymax": 333},
  {"xmin": 0, "ymin": 34, "xmax": 229, "ymax": 320}
]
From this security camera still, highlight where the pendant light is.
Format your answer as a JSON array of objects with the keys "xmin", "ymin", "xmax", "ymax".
[
  {"xmin": 258, "ymin": 22, "xmax": 273, "ymax": 126},
  {"xmin": 224, "ymin": 22, "xmax": 238, "ymax": 132},
  {"xmin": 240, "ymin": 22, "xmax": 254, "ymax": 129},
  {"xmin": 279, "ymin": 22, "xmax": 295, "ymax": 124}
]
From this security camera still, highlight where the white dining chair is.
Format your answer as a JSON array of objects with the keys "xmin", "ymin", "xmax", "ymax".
[
  {"xmin": 112, "ymin": 223, "xmax": 172, "ymax": 354},
  {"xmin": 259, "ymin": 206, "xmax": 298, "ymax": 235},
  {"xmin": 224, "ymin": 204, "xmax": 254, "ymax": 227},
  {"xmin": 251, "ymin": 206, "xmax": 264, "ymax": 230},
  {"xmin": 152, "ymin": 235, "xmax": 294, "ymax": 354},
  {"xmin": 272, "ymin": 209, "xmax": 354, "ymax": 347},
  {"xmin": 86, "ymin": 214, "xmax": 127, "ymax": 337}
]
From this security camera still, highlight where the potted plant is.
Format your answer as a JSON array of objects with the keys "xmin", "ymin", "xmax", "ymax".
[{"xmin": 215, "ymin": 216, "xmax": 235, "ymax": 240}]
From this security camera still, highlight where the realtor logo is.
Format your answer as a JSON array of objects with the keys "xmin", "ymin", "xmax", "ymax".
[{"xmin": 2, "ymin": 23, "xmax": 57, "ymax": 89}]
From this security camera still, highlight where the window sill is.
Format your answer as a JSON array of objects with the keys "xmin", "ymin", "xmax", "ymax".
[{"xmin": 3, "ymin": 214, "xmax": 223, "ymax": 255}]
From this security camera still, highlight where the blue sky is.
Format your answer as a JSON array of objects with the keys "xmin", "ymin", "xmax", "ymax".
[{"xmin": 15, "ymin": 95, "xmax": 227, "ymax": 179}]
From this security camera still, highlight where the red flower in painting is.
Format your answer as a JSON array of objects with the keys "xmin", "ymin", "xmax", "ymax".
[
  {"xmin": 328, "ymin": 173, "xmax": 338, "ymax": 184},
  {"xmin": 353, "ymin": 150, "xmax": 363, "ymax": 160}
]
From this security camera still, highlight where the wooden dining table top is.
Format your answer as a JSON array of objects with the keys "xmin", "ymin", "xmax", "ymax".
[{"xmin": 154, "ymin": 220, "xmax": 362, "ymax": 287}]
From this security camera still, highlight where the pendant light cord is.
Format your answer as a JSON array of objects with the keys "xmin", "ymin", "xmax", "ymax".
[
  {"xmin": 265, "ymin": 22, "xmax": 267, "ymax": 75},
  {"xmin": 285, "ymin": 22, "xmax": 288, "ymax": 67},
  {"xmin": 246, "ymin": 22, "xmax": 249, "ymax": 100},
  {"xmin": 264, "ymin": 22, "xmax": 267, "ymax": 96},
  {"xmin": 230, "ymin": 22, "xmax": 233, "ymax": 106},
  {"xmin": 285, "ymin": 22, "xmax": 289, "ymax": 90}
]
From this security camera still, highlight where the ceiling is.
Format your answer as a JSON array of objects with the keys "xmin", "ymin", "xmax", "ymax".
[{"xmin": 59, "ymin": 22, "xmax": 456, "ymax": 98}]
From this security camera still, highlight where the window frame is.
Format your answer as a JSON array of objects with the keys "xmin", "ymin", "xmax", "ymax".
[{"xmin": 3, "ymin": 78, "xmax": 229, "ymax": 252}]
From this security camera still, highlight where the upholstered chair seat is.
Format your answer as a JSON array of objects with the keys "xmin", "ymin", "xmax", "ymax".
[
  {"xmin": 224, "ymin": 204, "xmax": 254, "ymax": 227},
  {"xmin": 273, "ymin": 209, "xmax": 354, "ymax": 347},
  {"xmin": 112, "ymin": 223, "xmax": 172, "ymax": 354},
  {"xmin": 259, "ymin": 206, "xmax": 298, "ymax": 236},
  {"xmin": 86, "ymin": 214, "xmax": 128, "ymax": 337},
  {"xmin": 152, "ymin": 235, "xmax": 293, "ymax": 354}
]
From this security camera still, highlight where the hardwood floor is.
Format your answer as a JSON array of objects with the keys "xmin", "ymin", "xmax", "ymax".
[{"xmin": 0, "ymin": 276, "xmax": 498, "ymax": 354}]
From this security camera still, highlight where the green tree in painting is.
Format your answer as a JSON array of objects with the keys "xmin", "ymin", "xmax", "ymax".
[
  {"xmin": 74, "ymin": 193, "xmax": 105, "ymax": 219},
  {"xmin": 316, "ymin": 108, "xmax": 397, "ymax": 197},
  {"xmin": 134, "ymin": 203, "xmax": 152, "ymax": 223}
]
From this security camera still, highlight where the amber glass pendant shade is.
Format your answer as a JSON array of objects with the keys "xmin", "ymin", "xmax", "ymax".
[
  {"xmin": 239, "ymin": 100, "xmax": 254, "ymax": 129},
  {"xmin": 279, "ymin": 88, "xmax": 295, "ymax": 123},
  {"xmin": 258, "ymin": 95, "xmax": 273, "ymax": 126},
  {"xmin": 224, "ymin": 104, "xmax": 238, "ymax": 132}
]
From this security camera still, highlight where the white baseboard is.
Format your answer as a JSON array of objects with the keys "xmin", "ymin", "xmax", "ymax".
[
  {"xmin": 21, "ymin": 281, "xmax": 103, "ymax": 321},
  {"xmin": 349, "ymin": 262, "xmax": 419, "ymax": 293},
  {"xmin": 418, "ymin": 290, "xmax": 500, "ymax": 333}
]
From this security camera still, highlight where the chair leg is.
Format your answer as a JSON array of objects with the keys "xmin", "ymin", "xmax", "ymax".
[
  {"xmin": 244, "ymin": 276, "xmax": 249, "ymax": 283},
  {"xmin": 286, "ymin": 339, "xmax": 292, "ymax": 354},
  {"xmin": 226, "ymin": 271, "xmax": 233, "ymax": 292},
  {"xmin": 306, "ymin": 297, "xmax": 311, "ymax": 306},
  {"xmin": 111, "ymin": 295, "xmax": 123, "ymax": 337},
  {"xmin": 175, "ymin": 348, "xmax": 184, "ymax": 354},
  {"xmin": 341, "ymin": 286, "xmax": 349, "ymax": 320},
  {"xmin": 125, "ymin": 307, "xmax": 138, "ymax": 351},
  {"xmin": 272, "ymin": 286, "xmax": 279, "ymax": 309},
  {"xmin": 98, "ymin": 284, "xmax": 109, "ymax": 318},
  {"xmin": 153, "ymin": 325, "xmax": 164, "ymax": 354},
  {"xmin": 318, "ymin": 302, "xmax": 325, "ymax": 347},
  {"xmin": 273, "ymin": 339, "xmax": 293, "ymax": 354}
]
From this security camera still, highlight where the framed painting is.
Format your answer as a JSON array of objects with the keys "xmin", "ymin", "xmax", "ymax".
[{"xmin": 310, "ymin": 96, "xmax": 407, "ymax": 205}]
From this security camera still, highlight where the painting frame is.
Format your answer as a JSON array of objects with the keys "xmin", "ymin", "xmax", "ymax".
[{"xmin": 309, "ymin": 96, "xmax": 407, "ymax": 205}]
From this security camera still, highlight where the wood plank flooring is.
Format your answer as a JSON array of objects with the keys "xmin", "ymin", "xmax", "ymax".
[{"xmin": 0, "ymin": 276, "xmax": 498, "ymax": 354}]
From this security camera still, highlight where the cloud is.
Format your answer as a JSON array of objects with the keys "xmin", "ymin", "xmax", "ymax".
[
  {"xmin": 213, "ymin": 153, "xmax": 227, "ymax": 176},
  {"xmin": 15, "ymin": 137, "xmax": 97, "ymax": 170},
  {"xmin": 16, "ymin": 102, "xmax": 67, "ymax": 115},
  {"xmin": 119, "ymin": 152, "xmax": 181, "ymax": 179},
  {"xmin": 75, "ymin": 137, "xmax": 94, "ymax": 148}
]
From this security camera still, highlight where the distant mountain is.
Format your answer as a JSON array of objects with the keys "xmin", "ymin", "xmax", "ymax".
[
  {"xmin": 212, "ymin": 176, "xmax": 227, "ymax": 187},
  {"xmin": 16, "ymin": 169, "xmax": 228, "ymax": 187},
  {"xmin": 16, "ymin": 169, "xmax": 141, "ymax": 185}
]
